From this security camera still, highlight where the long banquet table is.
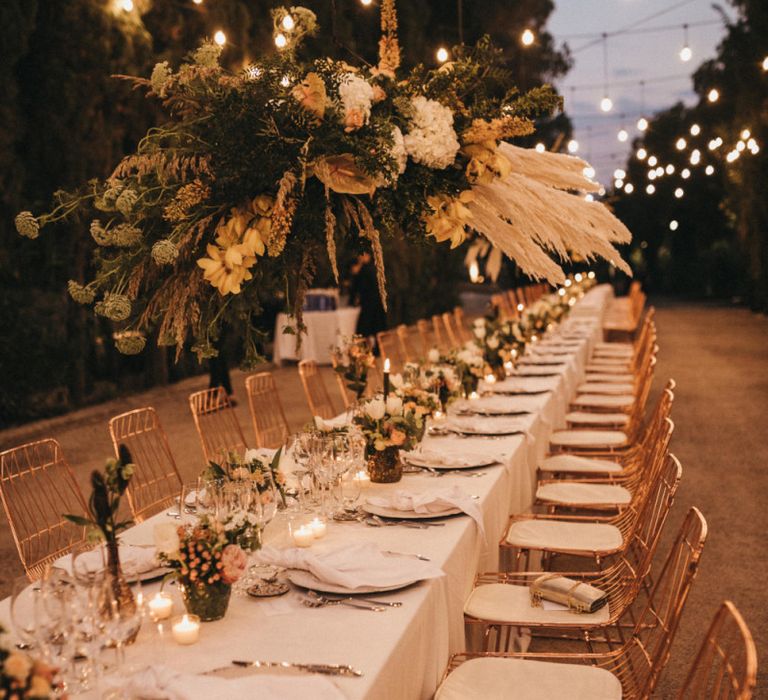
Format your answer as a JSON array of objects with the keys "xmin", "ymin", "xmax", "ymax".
[{"xmin": 0, "ymin": 285, "xmax": 612, "ymax": 700}]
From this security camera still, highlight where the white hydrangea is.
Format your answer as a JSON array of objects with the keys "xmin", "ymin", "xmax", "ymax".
[
  {"xmin": 376, "ymin": 126, "xmax": 408, "ymax": 187},
  {"xmin": 403, "ymin": 96, "xmax": 460, "ymax": 169},
  {"xmin": 338, "ymin": 73, "xmax": 374, "ymax": 124}
]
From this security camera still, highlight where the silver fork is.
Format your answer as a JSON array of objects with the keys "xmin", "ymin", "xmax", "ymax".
[{"xmin": 302, "ymin": 593, "xmax": 385, "ymax": 612}]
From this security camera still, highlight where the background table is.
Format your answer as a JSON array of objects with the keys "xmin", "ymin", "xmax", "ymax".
[{"xmin": 273, "ymin": 307, "xmax": 361, "ymax": 365}]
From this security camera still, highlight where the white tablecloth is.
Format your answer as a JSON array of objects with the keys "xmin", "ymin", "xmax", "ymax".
[
  {"xmin": 1, "ymin": 286, "xmax": 611, "ymax": 700},
  {"xmin": 273, "ymin": 307, "xmax": 361, "ymax": 365}
]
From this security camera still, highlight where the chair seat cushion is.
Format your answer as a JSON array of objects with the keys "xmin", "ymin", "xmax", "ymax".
[
  {"xmin": 436, "ymin": 657, "xmax": 622, "ymax": 700},
  {"xmin": 540, "ymin": 454, "xmax": 623, "ymax": 474},
  {"xmin": 464, "ymin": 583, "xmax": 611, "ymax": 626},
  {"xmin": 505, "ymin": 519, "xmax": 624, "ymax": 552},
  {"xmin": 550, "ymin": 429, "xmax": 628, "ymax": 448},
  {"xmin": 585, "ymin": 362, "xmax": 632, "ymax": 373},
  {"xmin": 577, "ymin": 382, "xmax": 635, "ymax": 395},
  {"xmin": 566, "ymin": 411, "xmax": 630, "ymax": 426},
  {"xmin": 536, "ymin": 482, "xmax": 632, "ymax": 506},
  {"xmin": 584, "ymin": 373, "xmax": 635, "ymax": 384},
  {"xmin": 595, "ymin": 341, "xmax": 632, "ymax": 352},
  {"xmin": 573, "ymin": 394, "xmax": 635, "ymax": 410}
]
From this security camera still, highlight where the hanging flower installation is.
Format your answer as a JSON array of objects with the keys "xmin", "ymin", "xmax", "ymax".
[{"xmin": 16, "ymin": 1, "xmax": 630, "ymax": 363}]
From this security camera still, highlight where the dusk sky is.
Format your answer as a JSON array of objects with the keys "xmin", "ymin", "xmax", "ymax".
[{"xmin": 548, "ymin": 0, "xmax": 729, "ymax": 183}]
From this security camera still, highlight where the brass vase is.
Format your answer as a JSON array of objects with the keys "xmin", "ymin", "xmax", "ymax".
[{"xmin": 367, "ymin": 446, "xmax": 402, "ymax": 483}]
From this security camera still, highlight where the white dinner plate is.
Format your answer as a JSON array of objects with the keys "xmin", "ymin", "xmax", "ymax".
[
  {"xmin": 126, "ymin": 566, "xmax": 172, "ymax": 583},
  {"xmin": 402, "ymin": 452, "xmax": 498, "ymax": 470},
  {"xmin": 286, "ymin": 568, "xmax": 421, "ymax": 595},
  {"xmin": 361, "ymin": 503, "xmax": 463, "ymax": 519}
]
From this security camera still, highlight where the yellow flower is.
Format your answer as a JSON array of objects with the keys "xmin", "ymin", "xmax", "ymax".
[
  {"xmin": 292, "ymin": 72, "xmax": 327, "ymax": 121},
  {"xmin": 311, "ymin": 154, "xmax": 377, "ymax": 195},
  {"xmin": 424, "ymin": 191, "xmax": 474, "ymax": 249},
  {"xmin": 462, "ymin": 140, "xmax": 512, "ymax": 184},
  {"xmin": 4, "ymin": 653, "xmax": 32, "ymax": 682},
  {"xmin": 29, "ymin": 675, "xmax": 52, "ymax": 697},
  {"xmin": 197, "ymin": 243, "xmax": 255, "ymax": 295}
]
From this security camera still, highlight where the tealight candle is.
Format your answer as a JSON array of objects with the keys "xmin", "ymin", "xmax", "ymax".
[
  {"xmin": 353, "ymin": 470, "xmax": 371, "ymax": 489},
  {"xmin": 484, "ymin": 373, "xmax": 496, "ymax": 384},
  {"xmin": 468, "ymin": 391, "xmax": 479, "ymax": 401},
  {"xmin": 503, "ymin": 361, "xmax": 513, "ymax": 376},
  {"xmin": 433, "ymin": 409, "xmax": 445, "ymax": 420},
  {"xmin": 309, "ymin": 517, "xmax": 327, "ymax": 539},
  {"xmin": 292, "ymin": 525, "xmax": 314, "ymax": 548},
  {"xmin": 171, "ymin": 614, "xmax": 200, "ymax": 645},
  {"xmin": 148, "ymin": 592, "xmax": 173, "ymax": 621}
]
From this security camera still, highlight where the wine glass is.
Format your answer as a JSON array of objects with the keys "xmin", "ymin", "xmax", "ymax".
[
  {"xmin": 71, "ymin": 541, "xmax": 107, "ymax": 588},
  {"xmin": 10, "ymin": 575, "xmax": 38, "ymax": 650},
  {"xmin": 100, "ymin": 574, "xmax": 142, "ymax": 681}
]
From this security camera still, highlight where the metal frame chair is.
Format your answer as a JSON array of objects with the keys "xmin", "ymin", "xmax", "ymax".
[
  {"xmin": 297, "ymin": 359, "xmax": 336, "ymax": 419},
  {"xmin": 245, "ymin": 372, "xmax": 291, "ymax": 449},
  {"xmin": 188, "ymin": 387, "xmax": 248, "ymax": 463}
]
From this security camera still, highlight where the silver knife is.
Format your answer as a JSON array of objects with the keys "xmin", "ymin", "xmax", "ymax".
[{"xmin": 231, "ymin": 660, "xmax": 363, "ymax": 677}]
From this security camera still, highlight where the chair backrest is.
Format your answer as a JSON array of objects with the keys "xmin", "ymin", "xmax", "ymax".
[
  {"xmin": 617, "ymin": 507, "xmax": 708, "ymax": 698},
  {"xmin": 441, "ymin": 311, "xmax": 460, "ymax": 348},
  {"xmin": 376, "ymin": 329, "xmax": 406, "ymax": 373},
  {"xmin": 453, "ymin": 307, "xmax": 472, "ymax": 343},
  {"xmin": 398, "ymin": 324, "xmax": 423, "ymax": 363},
  {"xmin": 298, "ymin": 359, "xmax": 336, "ymax": 419},
  {"xmin": 0, "ymin": 439, "xmax": 88, "ymax": 581},
  {"xmin": 188, "ymin": 387, "xmax": 248, "ymax": 463},
  {"xmin": 505, "ymin": 290, "xmax": 521, "ymax": 318},
  {"xmin": 431, "ymin": 315, "xmax": 452, "ymax": 353},
  {"xmin": 417, "ymin": 319, "xmax": 438, "ymax": 358},
  {"xmin": 676, "ymin": 601, "xmax": 757, "ymax": 700},
  {"xmin": 245, "ymin": 372, "xmax": 290, "ymax": 449},
  {"xmin": 330, "ymin": 354, "xmax": 356, "ymax": 410},
  {"xmin": 490, "ymin": 294, "xmax": 509, "ymax": 321},
  {"xmin": 108, "ymin": 408, "xmax": 183, "ymax": 522}
]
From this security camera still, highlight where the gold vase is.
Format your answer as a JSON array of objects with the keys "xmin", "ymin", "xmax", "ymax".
[{"xmin": 367, "ymin": 446, "xmax": 402, "ymax": 483}]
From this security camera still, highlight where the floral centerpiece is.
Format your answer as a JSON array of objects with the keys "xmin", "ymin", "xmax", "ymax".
[
  {"xmin": 332, "ymin": 335, "xmax": 375, "ymax": 400},
  {"xmin": 16, "ymin": 1, "xmax": 630, "ymax": 364},
  {"xmin": 353, "ymin": 392, "xmax": 424, "ymax": 483},
  {"xmin": 0, "ymin": 635, "xmax": 58, "ymax": 699},
  {"xmin": 154, "ymin": 516, "xmax": 247, "ymax": 621}
]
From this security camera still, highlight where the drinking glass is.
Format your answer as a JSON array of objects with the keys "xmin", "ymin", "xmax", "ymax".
[
  {"xmin": 100, "ymin": 574, "xmax": 142, "ymax": 676},
  {"xmin": 10, "ymin": 575, "xmax": 38, "ymax": 650}
]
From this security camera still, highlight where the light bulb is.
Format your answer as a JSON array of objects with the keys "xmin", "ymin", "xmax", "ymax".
[
  {"xmin": 655, "ymin": 167, "xmax": 664, "ymax": 177},
  {"xmin": 669, "ymin": 220, "xmax": 679, "ymax": 231},
  {"xmin": 690, "ymin": 149, "xmax": 701, "ymax": 165},
  {"xmin": 726, "ymin": 150, "xmax": 740, "ymax": 163},
  {"xmin": 521, "ymin": 29, "xmax": 535, "ymax": 46},
  {"xmin": 360, "ymin": 0, "xmax": 373, "ymax": 4},
  {"xmin": 567, "ymin": 139, "xmax": 579, "ymax": 154},
  {"xmin": 436, "ymin": 47, "xmax": 449, "ymax": 63},
  {"xmin": 708, "ymin": 137, "xmax": 722, "ymax": 150},
  {"xmin": 676, "ymin": 137, "xmax": 687, "ymax": 150},
  {"xmin": 600, "ymin": 96, "xmax": 613, "ymax": 112},
  {"xmin": 747, "ymin": 138, "xmax": 758, "ymax": 150},
  {"xmin": 613, "ymin": 168, "xmax": 626, "ymax": 180},
  {"xmin": 637, "ymin": 117, "xmax": 648, "ymax": 132},
  {"xmin": 690, "ymin": 124, "xmax": 701, "ymax": 136},
  {"xmin": 598, "ymin": 186, "xmax": 606, "ymax": 196},
  {"xmin": 665, "ymin": 164, "xmax": 675, "ymax": 175},
  {"xmin": 615, "ymin": 179, "xmax": 624, "ymax": 189},
  {"xmin": 636, "ymin": 148, "xmax": 647, "ymax": 160},
  {"xmin": 617, "ymin": 129, "xmax": 628, "ymax": 142},
  {"xmin": 583, "ymin": 166, "xmax": 596, "ymax": 179},
  {"xmin": 648, "ymin": 170, "xmax": 657, "ymax": 180},
  {"xmin": 705, "ymin": 165, "xmax": 715, "ymax": 175},
  {"xmin": 192, "ymin": 0, "xmax": 203, "ymax": 4},
  {"xmin": 762, "ymin": 56, "xmax": 768, "ymax": 71},
  {"xmin": 681, "ymin": 168, "xmax": 691, "ymax": 179},
  {"xmin": 740, "ymin": 129, "xmax": 751, "ymax": 140},
  {"xmin": 648, "ymin": 156, "xmax": 658, "ymax": 167},
  {"xmin": 275, "ymin": 33, "xmax": 288, "ymax": 48},
  {"xmin": 707, "ymin": 88, "xmax": 719, "ymax": 103},
  {"xmin": 674, "ymin": 187, "xmax": 684, "ymax": 199},
  {"xmin": 120, "ymin": 0, "xmax": 133, "ymax": 10},
  {"xmin": 679, "ymin": 45, "xmax": 692, "ymax": 62},
  {"xmin": 646, "ymin": 184, "xmax": 655, "ymax": 195},
  {"xmin": 585, "ymin": 193, "xmax": 594, "ymax": 202},
  {"xmin": 535, "ymin": 142, "xmax": 546, "ymax": 153},
  {"xmin": 214, "ymin": 30, "xmax": 226, "ymax": 46},
  {"xmin": 624, "ymin": 183, "xmax": 634, "ymax": 194},
  {"xmin": 281, "ymin": 14, "xmax": 295, "ymax": 31}
]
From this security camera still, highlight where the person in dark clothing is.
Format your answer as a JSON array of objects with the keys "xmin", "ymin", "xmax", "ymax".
[
  {"xmin": 349, "ymin": 251, "xmax": 388, "ymax": 351},
  {"xmin": 208, "ymin": 325, "xmax": 235, "ymax": 402}
]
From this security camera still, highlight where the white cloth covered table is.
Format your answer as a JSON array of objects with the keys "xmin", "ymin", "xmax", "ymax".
[{"xmin": 273, "ymin": 306, "xmax": 360, "ymax": 365}]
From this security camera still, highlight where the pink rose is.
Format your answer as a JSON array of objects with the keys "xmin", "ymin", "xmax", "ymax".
[
  {"xmin": 344, "ymin": 108, "xmax": 365, "ymax": 132},
  {"xmin": 372, "ymin": 85, "xmax": 387, "ymax": 103},
  {"xmin": 220, "ymin": 544, "xmax": 247, "ymax": 584},
  {"xmin": 389, "ymin": 429, "xmax": 406, "ymax": 446}
]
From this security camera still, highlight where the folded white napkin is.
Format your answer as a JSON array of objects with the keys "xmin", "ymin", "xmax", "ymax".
[
  {"xmin": 314, "ymin": 414, "xmax": 350, "ymax": 431},
  {"xmin": 102, "ymin": 664, "xmax": 346, "ymax": 700},
  {"xmin": 402, "ymin": 449, "xmax": 479, "ymax": 468},
  {"xmin": 256, "ymin": 542, "xmax": 443, "ymax": 590},
  {"xmin": 61, "ymin": 544, "xmax": 158, "ymax": 576},
  {"xmin": 452, "ymin": 396, "xmax": 526, "ymax": 416},
  {"xmin": 483, "ymin": 376, "xmax": 555, "ymax": 394},
  {"xmin": 443, "ymin": 416, "xmax": 527, "ymax": 436},
  {"xmin": 512, "ymin": 365, "xmax": 562, "ymax": 377},
  {"xmin": 366, "ymin": 486, "xmax": 484, "ymax": 535}
]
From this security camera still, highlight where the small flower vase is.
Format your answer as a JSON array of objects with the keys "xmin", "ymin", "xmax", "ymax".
[
  {"xmin": 367, "ymin": 446, "xmax": 402, "ymax": 484},
  {"xmin": 181, "ymin": 580, "xmax": 232, "ymax": 622},
  {"xmin": 105, "ymin": 539, "xmax": 140, "ymax": 644}
]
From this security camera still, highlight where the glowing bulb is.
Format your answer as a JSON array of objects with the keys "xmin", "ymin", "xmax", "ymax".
[
  {"xmin": 585, "ymin": 194, "xmax": 595, "ymax": 202},
  {"xmin": 665, "ymin": 164, "xmax": 675, "ymax": 175},
  {"xmin": 192, "ymin": 0, "xmax": 203, "ymax": 4},
  {"xmin": 674, "ymin": 187, "xmax": 684, "ymax": 198},
  {"xmin": 707, "ymin": 88, "xmax": 719, "ymax": 103},
  {"xmin": 669, "ymin": 220, "xmax": 679, "ymax": 231},
  {"xmin": 646, "ymin": 184, "xmax": 655, "ymax": 195},
  {"xmin": 676, "ymin": 137, "xmax": 687, "ymax": 150},
  {"xmin": 763, "ymin": 56, "xmax": 768, "ymax": 71},
  {"xmin": 624, "ymin": 183, "xmax": 634, "ymax": 194},
  {"xmin": 708, "ymin": 138, "xmax": 722, "ymax": 150},
  {"xmin": 567, "ymin": 139, "xmax": 579, "ymax": 154},
  {"xmin": 613, "ymin": 168, "xmax": 626, "ymax": 180},
  {"xmin": 281, "ymin": 14, "xmax": 295, "ymax": 31},
  {"xmin": 726, "ymin": 150, "xmax": 739, "ymax": 163},
  {"xmin": 360, "ymin": 0, "xmax": 373, "ymax": 5},
  {"xmin": 436, "ymin": 47, "xmax": 449, "ymax": 63},
  {"xmin": 521, "ymin": 29, "xmax": 535, "ymax": 46},
  {"xmin": 648, "ymin": 156, "xmax": 658, "ymax": 167},
  {"xmin": 690, "ymin": 150, "xmax": 701, "ymax": 165},
  {"xmin": 637, "ymin": 117, "xmax": 648, "ymax": 132},
  {"xmin": 736, "ymin": 141, "xmax": 746, "ymax": 152},
  {"xmin": 583, "ymin": 166, "xmax": 596, "ymax": 179},
  {"xmin": 468, "ymin": 261, "xmax": 480, "ymax": 283},
  {"xmin": 280, "ymin": 75, "xmax": 291, "ymax": 87},
  {"xmin": 600, "ymin": 96, "xmax": 613, "ymax": 112},
  {"xmin": 275, "ymin": 32, "xmax": 288, "ymax": 48},
  {"xmin": 681, "ymin": 168, "xmax": 691, "ymax": 179},
  {"xmin": 679, "ymin": 45, "xmax": 692, "ymax": 62},
  {"xmin": 705, "ymin": 165, "xmax": 715, "ymax": 175},
  {"xmin": 747, "ymin": 138, "xmax": 757, "ymax": 150},
  {"xmin": 648, "ymin": 170, "xmax": 657, "ymax": 180},
  {"xmin": 740, "ymin": 129, "xmax": 751, "ymax": 140},
  {"xmin": 655, "ymin": 167, "xmax": 664, "ymax": 177},
  {"xmin": 615, "ymin": 179, "xmax": 624, "ymax": 189},
  {"xmin": 214, "ymin": 30, "xmax": 226, "ymax": 46},
  {"xmin": 636, "ymin": 148, "xmax": 647, "ymax": 160},
  {"xmin": 535, "ymin": 142, "xmax": 546, "ymax": 153},
  {"xmin": 690, "ymin": 124, "xmax": 701, "ymax": 136},
  {"xmin": 598, "ymin": 186, "xmax": 606, "ymax": 196},
  {"xmin": 574, "ymin": 273, "xmax": 583, "ymax": 282},
  {"xmin": 120, "ymin": 0, "xmax": 133, "ymax": 10},
  {"xmin": 617, "ymin": 129, "xmax": 628, "ymax": 143}
]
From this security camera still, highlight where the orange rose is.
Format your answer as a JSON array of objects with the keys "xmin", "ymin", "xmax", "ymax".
[
  {"xmin": 390, "ymin": 429, "xmax": 406, "ymax": 446},
  {"xmin": 344, "ymin": 108, "xmax": 365, "ymax": 133}
]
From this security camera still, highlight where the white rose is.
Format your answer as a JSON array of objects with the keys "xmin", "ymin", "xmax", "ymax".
[
  {"xmin": 428, "ymin": 348, "xmax": 440, "ymax": 363},
  {"xmin": 473, "ymin": 325, "xmax": 486, "ymax": 339},
  {"xmin": 487, "ymin": 336, "xmax": 500, "ymax": 349},
  {"xmin": 314, "ymin": 416, "xmax": 333, "ymax": 432},
  {"xmin": 385, "ymin": 395, "xmax": 404, "ymax": 416},
  {"xmin": 154, "ymin": 522, "xmax": 180, "ymax": 557},
  {"xmin": 366, "ymin": 398, "xmax": 386, "ymax": 421},
  {"xmin": 390, "ymin": 373, "xmax": 404, "ymax": 389},
  {"xmin": 473, "ymin": 318, "xmax": 485, "ymax": 328},
  {"xmin": 457, "ymin": 350, "xmax": 472, "ymax": 364}
]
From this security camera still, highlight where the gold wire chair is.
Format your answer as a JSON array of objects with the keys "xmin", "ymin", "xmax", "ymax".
[
  {"xmin": 330, "ymin": 354, "xmax": 357, "ymax": 410},
  {"xmin": 676, "ymin": 601, "xmax": 757, "ymax": 699},
  {"xmin": 245, "ymin": 372, "xmax": 291, "ymax": 449},
  {"xmin": 431, "ymin": 315, "xmax": 452, "ymax": 353},
  {"xmin": 108, "ymin": 408, "xmax": 183, "ymax": 522},
  {"xmin": 297, "ymin": 359, "xmax": 336, "ymax": 419},
  {"xmin": 376, "ymin": 329, "xmax": 406, "ymax": 372},
  {"xmin": 504, "ymin": 290, "xmax": 521, "ymax": 318},
  {"xmin": 0, "ymin": 439, "xmax": 88, "ymax": 581},
  {"xmin": 441, "ymin": 311, "xmax": 461, "ymax": 348},
  {"xmin": 416, "ymin": 319, "xmax": 438, "ymax": 358},
  {"xmin": 397, "ymin": 324, "xmax": 423, "ymax": 363},
  {"xmin": 452, "ymin": 307, "xmax": 472, "ymax": 343},
  {"xmin": 441, "ymin": 508, "xmax": 708, "ymax": 700},
  {"xmin": 188, "ymin": 387, "xmax": 248, "ymax": 463}
]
